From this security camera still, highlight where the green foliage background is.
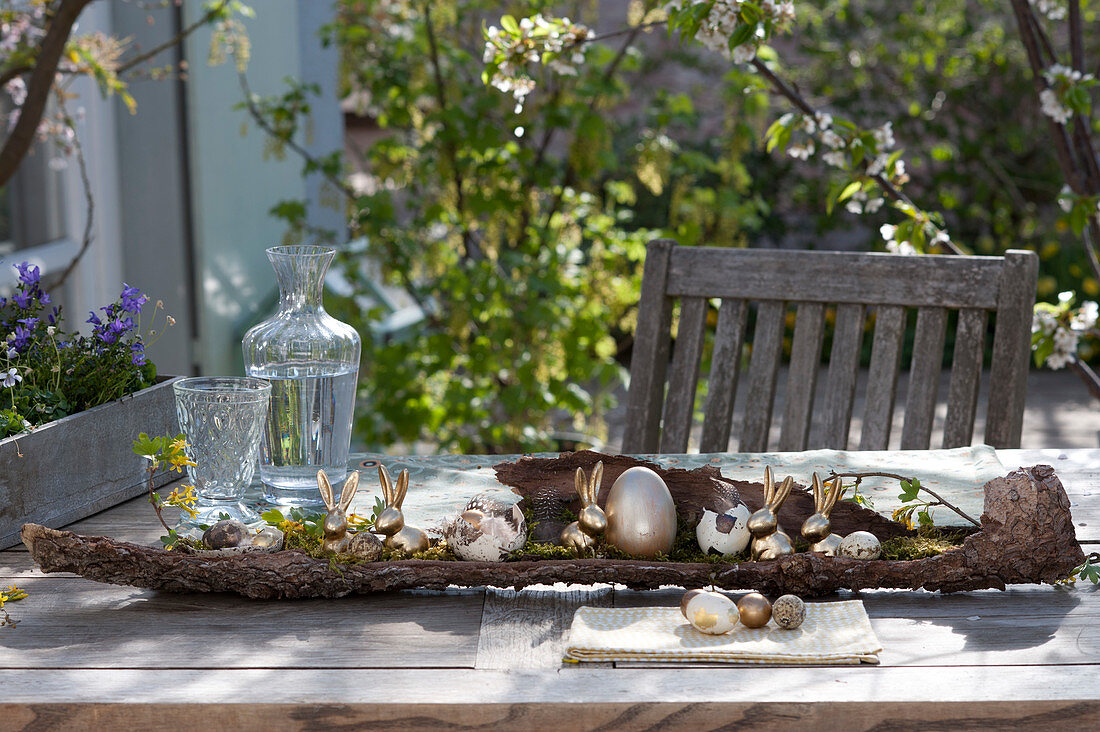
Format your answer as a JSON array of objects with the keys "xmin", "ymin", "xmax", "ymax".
[{"xmin": 254, "ymin": 0, "xmax": 1098, "ymax": 453}]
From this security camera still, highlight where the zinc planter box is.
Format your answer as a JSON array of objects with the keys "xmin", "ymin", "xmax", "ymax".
[{"xmin": 0, "ymin": 376, "xmax": 183, "ymax": 550}]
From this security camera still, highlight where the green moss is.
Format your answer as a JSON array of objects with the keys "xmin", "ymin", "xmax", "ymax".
[
  {"xmin": 264, "ymin": 511, "xmax": 970, "ymax": 565},
  {"xmin": 880, "ymin": 529, "xmax": 968, "ymax": 560}
]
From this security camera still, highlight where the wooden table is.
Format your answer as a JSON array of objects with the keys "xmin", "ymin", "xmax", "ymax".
[{"xmin": 2, "ymin": 449, "xmax": 1099, "ymax": 729}]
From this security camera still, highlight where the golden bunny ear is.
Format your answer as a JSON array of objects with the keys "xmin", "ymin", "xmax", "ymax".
[
  {"xmin": 574, "ymin": 467, "xmax": 587, "ymax": 501},
  {"xmin": 590, "ymin": 461, "xmax": 604, "ymax": 504},
  {"xmin": 338, "ymin": 470, "xmax": 360, "ymax": 514},
  {"xmin": 825, "ymin": 477, "xmax": 845, "ymax": 513},
  {"xmin": 763, "ymin": 466, "xmax": 775, "ymax": 503},
  {"xmin": 317, "ymin": 470, "xmax": 335, "ymax": 511},
  {"xmin": 811, "ymin": 473, "xmax": 824, "ymax": 509},
  {"xmin": 394, "ymin": 469, "xmax": 409, "ymax": 509},
  {"xmin": 378, "ymin": 465, "xmax": 393, "ymax": 505},
  {"xmin": 773, "ymin": 476, "xmax": 794, "ymax": 509}
]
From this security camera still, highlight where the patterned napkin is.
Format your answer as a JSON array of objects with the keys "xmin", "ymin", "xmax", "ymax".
[{"xmin": 564, "ymin": 600, "xmax": 882, "ymax": 665}]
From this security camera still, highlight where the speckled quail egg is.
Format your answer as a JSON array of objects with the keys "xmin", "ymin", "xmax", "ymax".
[
  {"xmin": 771, "ymin": 594, "xmax": 806, "ymax": 630},
  {"xmin": 696, "ymin": 503, "xmax": 752, "ymax": 556},
  {"xmin": 444, "ymin": 494, "xmax": 527, "ymax": 562},
  {"xmin": 685, "ymin": 591, "xmax": 740, "ymax": 635},
  {"xmin": 202, "ymin": 519, "xmax": 252, "ymax": 549},
  {"xmin": 838, "ymin": 530, "xmax": 882, "ymax": 560},
  {"xmin": 604, "ymin": 467, "xmax": 678, "ymax": 559}
]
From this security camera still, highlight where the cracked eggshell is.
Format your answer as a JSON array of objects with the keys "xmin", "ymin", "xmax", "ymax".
[
  {"xmin": 444, "ymin": 494, "xmax": 527, "ymax": 562},
  {"xmin": 685, "ymin": 591, "xmax": 739, "ymax": 635},
  {"xmin": 696, "ymin": 503, "xmax": 752, "ymax": 555},
  {"xmin": 838, "ymin": 530, "xmax": 882, "ymax": 560}
]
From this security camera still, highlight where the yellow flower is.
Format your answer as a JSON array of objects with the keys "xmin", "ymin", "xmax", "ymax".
[
  {"xmin": 278, "ymin": 519, "xmax": 304, "ymax": 534},
  {"xmin": 165, "ymin": 484, "xmax": 199, "ymax": 519},
  {"xmin": 0, "ymin": 585, "xmax": 27, "ymax": 608},
  {"xmin": 347, "ymin": 513, "xmax": 373, "ymax": 530}
]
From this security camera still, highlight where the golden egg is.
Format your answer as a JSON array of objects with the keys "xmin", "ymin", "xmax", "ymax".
[
  {"xmin": 737, "ymin": 592, "xmax": 772, "ymax": 628},
  {"xmin": 685, "ymin": 591, "xmax": 739, "ymax": 635},
  {"xmin": 604, "ymin": 467, "xmax": 677, "ymax": 559}
]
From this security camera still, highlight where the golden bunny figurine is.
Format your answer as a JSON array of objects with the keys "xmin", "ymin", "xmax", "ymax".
[
  {"xmin": 375, "ymin": 465, "xmax": 430, "ymax": 553},
  {"xmin": 318, "ymin": 470, "xmax": 382, "ymax": 560},
  {"xmin": 801, "ymin": 473, "xmax": 846, "ymax": 556},
  {"xmin": 748, "ymin": 466, "xmax": 795, "ymax": 561},
  {"xmin": 560, "ymin": 461, "xmax": 607, "ymax": 552}
]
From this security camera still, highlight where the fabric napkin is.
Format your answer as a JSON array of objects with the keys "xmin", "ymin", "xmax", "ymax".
[{"xmin": 564, "ymin": 600, "xmax": 882, "ymax": 665}]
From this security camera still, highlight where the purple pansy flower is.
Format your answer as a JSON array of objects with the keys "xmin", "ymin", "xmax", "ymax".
[{"xmin": 12, "ymin": 289, "xmax": 30, "ymax": 309}]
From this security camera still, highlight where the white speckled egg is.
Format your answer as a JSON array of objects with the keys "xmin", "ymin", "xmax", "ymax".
[
  {"xmin": 604, "ymin": 467, "xmax": 678, "ymax": 559},
  {"xmin": 696, "ymin": 503, "xmax": 752, "ymax": 556},
  {"xmin": 771, "ymin": 594, "xmax": 806, "ymax": 629},
  {"xmin": 685, "ymin": 591, "xmax": 739, "ymax": 635},
  {"xmin": 838, "ymin": 530, "xmax": 882, "ymax": 560}
]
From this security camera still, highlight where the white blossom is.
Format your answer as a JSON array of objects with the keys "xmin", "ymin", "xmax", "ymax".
[
  {"xmin": 1033, "ymin": 309, "xmax": 1058, "ymax": 336},
  {"xmin": 1031, "ymin": 0, "xmax": 1067, "ymax": 20},
  {"xmin": 2, "ymin": 368, "xmax": 21, "ymax": 388},
  {"xmin": 885, "ymin": 239, "xmax": 917, "ymax": 256},
  {"xmin": 1072, "ymin": 301, "xmax": 1099, "ymax": 331},
  {"xmin": 1058, "ymin": 185, "xmax": 1074, "ymax": 212},
  {"xmin": 787, "ymin": 140, "xmax": 814, "ymax": 160},
  {"xmin": 822, "ymin": 150, "xmax": 846, "ymax": 168},
  {"xmin": 872, "ymin": 122, "xmax": 894, "ymax": 150},
  {"xmin": 821, "ymin": 129, "xmax": 844, "ymax": 149},
  {"xmin": 1040, "ymin": 88, "xmax": 1072, "ymax": 124}
]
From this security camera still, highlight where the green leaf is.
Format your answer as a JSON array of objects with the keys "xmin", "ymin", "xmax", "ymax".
[
  {"xmin": 837, "ymin": 180, "xmax": 862, "ymax": 204},
  {"xmin": 262, "ymin": 509, "xmax": 286, "ymax": 526},
  {"xmin": 729, "ymin": 22, "xmax": 756, "ymax": 49},
  {"xmin": 500, "ymin": 15, "xmax": 519, "ymax": 34}
]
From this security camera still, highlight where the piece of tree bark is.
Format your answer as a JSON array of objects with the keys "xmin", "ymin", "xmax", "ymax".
[{"xmin": 22, "ymin": 466, "xmax": 1084, "ymax": 598}]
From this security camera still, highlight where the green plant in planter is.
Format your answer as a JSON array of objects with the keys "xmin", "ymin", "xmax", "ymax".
[{"xmin": 1, "ymin": 261, "xmax": 173, "ymax": 439}]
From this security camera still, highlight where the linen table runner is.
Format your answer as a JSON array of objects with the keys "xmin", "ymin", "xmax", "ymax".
[{"xmin": 564, "ymin": 600, "xmax": 882, "ymax": 665}]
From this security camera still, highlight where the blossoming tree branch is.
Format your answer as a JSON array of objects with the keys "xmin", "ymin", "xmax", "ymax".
[{"xmin": 481, "ymin": 0, "xmax": 1100, "ymax": 395}]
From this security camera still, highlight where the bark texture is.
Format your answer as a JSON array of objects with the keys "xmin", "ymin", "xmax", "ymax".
[{"xmin": 22, "ymin": 465, "xmax": 1083, "ymax": 598}]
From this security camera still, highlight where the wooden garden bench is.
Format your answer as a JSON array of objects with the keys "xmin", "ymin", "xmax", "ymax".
[{"xmin": 623, "ymin": 240, "xmax": 1039, "ymax": 453}]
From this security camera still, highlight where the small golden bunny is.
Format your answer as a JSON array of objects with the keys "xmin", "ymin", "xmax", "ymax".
[
  {"xmin": 318, "ymin": 470, "xmax": 382, "ymax": 560},
  {"xmin": 748, "ymin": 466, "xmax": 795, "ymax": 561},
  {"xmin": 375, "ymin": 465, "xmax": 430, "ymax": 553},
  {"xmin": 801, "ymin": 473, "xmax": 846, "ymax": 556},
  {"xmin": 560, "ymin": 461, "xmax": 607, "ymax": 552}
]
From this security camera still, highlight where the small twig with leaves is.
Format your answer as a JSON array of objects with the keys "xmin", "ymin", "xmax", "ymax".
[
  {"xmin": 131, "ymin": 433, "xmax": 200, "ymax": 547},
  {"xmin": 827, "ymin": 471, "xmax": 981, "ymax": 529},
  {"xmin": 1060, "ymin": 551, "xmax": 1100, "ymax": 585},
  {"xmin": 0, "ymin": 584, "xmax": 28, "ymax": 629}
]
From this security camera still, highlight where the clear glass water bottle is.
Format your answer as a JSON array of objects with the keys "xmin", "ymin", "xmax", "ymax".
[{"xmin": 242, "ymin": 245, "xmax": 361, "ymax": 507}]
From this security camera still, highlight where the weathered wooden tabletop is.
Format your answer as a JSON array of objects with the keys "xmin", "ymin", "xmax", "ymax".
[{"xmin": 2, "ymin": 449, "xmax": 1099, "ymax": 729}]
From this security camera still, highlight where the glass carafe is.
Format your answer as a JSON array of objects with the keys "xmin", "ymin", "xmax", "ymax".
[{"xmin": 242, "ymin": 245, "xmax": 361, "ymax": 507}]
